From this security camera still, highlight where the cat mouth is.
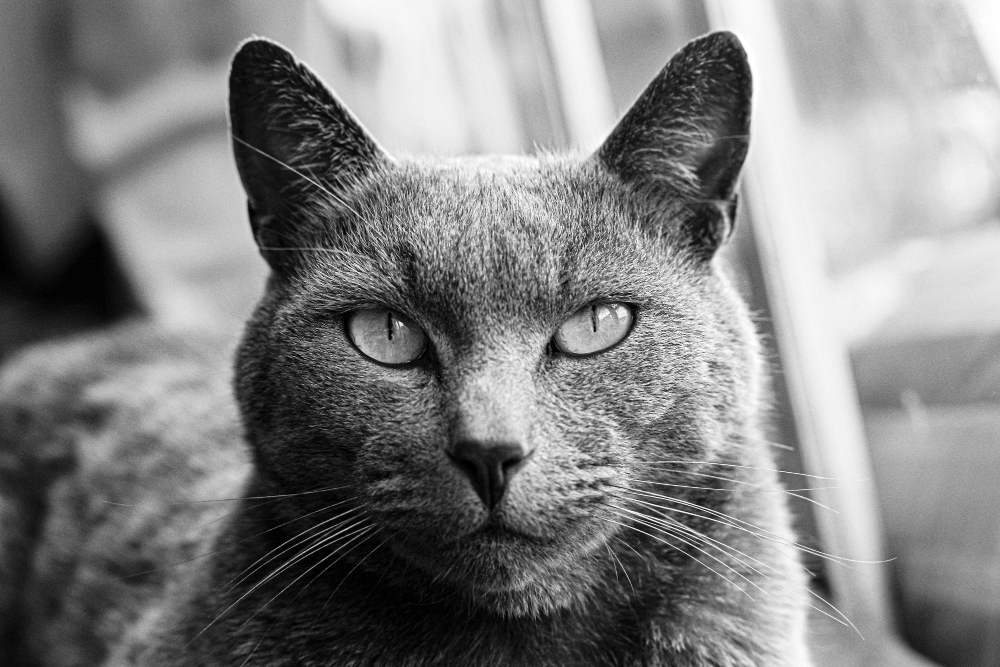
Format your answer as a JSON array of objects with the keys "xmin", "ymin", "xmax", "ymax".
[{"xmin": 462, "ymin": 516, "xmax": 549, "ymax": 547}]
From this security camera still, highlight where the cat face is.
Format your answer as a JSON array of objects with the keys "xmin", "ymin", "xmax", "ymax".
[{"xmin": 229, "ymin": 33, "xmax": 754, "ymax": 615}]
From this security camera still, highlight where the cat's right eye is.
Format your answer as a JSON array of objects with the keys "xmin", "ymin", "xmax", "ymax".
[{"xmin": 346, "ymin": 309, "xmax": 427, "ymax": 366}]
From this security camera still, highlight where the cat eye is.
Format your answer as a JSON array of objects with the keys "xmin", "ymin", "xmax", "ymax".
[
  {"xmin": 553, "ymin": 303, "xmax": 634, "ymax": 356},
  {"xmin": 347, "ymin": 308, "xmax": 427, "ymax": 366}
]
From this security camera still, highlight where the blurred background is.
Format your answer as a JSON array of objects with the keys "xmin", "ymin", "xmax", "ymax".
[{"xmin": 0, "ymin": 1, "xmax": 997, "ymax": 665}]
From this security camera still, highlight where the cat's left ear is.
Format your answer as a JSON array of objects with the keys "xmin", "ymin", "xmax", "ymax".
[
  {"xmin": 595, "ymin": 31, "xmax": 751, "ymax": 259},
  {"xmin": 229, "ymin": 38, "xmax": 390, "ymax": 270}
]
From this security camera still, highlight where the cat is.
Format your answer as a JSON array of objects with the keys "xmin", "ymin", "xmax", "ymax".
[{"xmin": 0, "ymin": 31, "xmax": 815, "ymax": 666}]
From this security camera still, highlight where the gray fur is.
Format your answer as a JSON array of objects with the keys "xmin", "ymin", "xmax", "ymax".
[{"xmin": 0, "ymin": 32, "xmax": 812, "ymax": 666}]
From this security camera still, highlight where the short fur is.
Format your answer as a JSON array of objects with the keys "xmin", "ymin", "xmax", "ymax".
[{"xmin": 0, "ymin": 32, "xmax": 812, "ymax": 666}]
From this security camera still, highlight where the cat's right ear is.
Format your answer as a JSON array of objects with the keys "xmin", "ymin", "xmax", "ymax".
[
  {"xmin": 594, "ymin": 31, "xmax": 751, "ymax": 260},
  {"xmin": 229, "ymin": 38, "xmax": 389, "ymax": 270}
]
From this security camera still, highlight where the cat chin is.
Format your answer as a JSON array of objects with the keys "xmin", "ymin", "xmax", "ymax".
[
  {"xmin": 378, "ymin": 525, "xmax": 609, "ymax": 617},
  {"xmin": 461, "ymin": 575, "xmax": 602, "ymax": 618},
  {"xmin": 407, "ymin": 557, "xmax": 603, "ymax": 619}
]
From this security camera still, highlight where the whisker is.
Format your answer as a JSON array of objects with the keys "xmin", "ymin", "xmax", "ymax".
[
  {"xmin": 99, "ymin": 483, "xmax": 349, "ymax": 507},
  {"xmin": 611, "ymin": 535, "xmax": 649, "ymax": 566},
  {"xmin": 242, "ymin": 519, "xmax": 373, "ymax": 597},
  {"xmin": 598, "ymin": 515, "xmax": 753, "ymax": 599},
  {"xmin": 236, "ymin": 526, "xmax": 376, "ymax": 633},
  {"xmin": 614, "ymin": 501, "xmax": 857, "ymax": 633},
  {"xmin": 782, "ymin": 486, "xmax": 841, "ymax": 493},
  {"xmin": 639, "ymin": 468, "xmax": 763, "ymax": 488},
  {"xmin": 630, "ymin": 474, "xmax": 839, "ymax": 514},
  {"xmin": 190, "ymin": 519, "xmax": 371, "ymax": 645},
  {"xmin": 622, "ymin": 481, "xmax": 734, "ymax": 493},
  {"xmin": 618, "ymin": 487, "xmax": 833, "ymax": 561},
  {"xmin": 632, "ymin": 471, "xmax": 841, "ymax": 513},
  {"xmin": 764, "ymin": 440, "xmax": 795, "ymax": 451},
  {"xmin": 257, "ymin": 246, "xmax": 368, "ymax": 255},
  {"xmin": 741, "ymin": 434, "xmax": 798, "ymax": 452},
  {"xmin": 290, "ymin": 535, "xmax": 389, "ymax": 662},
  {"xmin": 238, "ymin": 633, "xmax": 268, "ymax": 667},
  {"xmin": 226, "ymin": 508, "xmax": 357, "ymax": 590},
  {"xmin": 782, "ymin": 491, "xmax": 838, "ymax": 513},
  {"xmin": 685, "ymin": 535, "xmax": 857, "ymax": 633},
  {"xmin": 643, "ymin": 460, "xmax": 845, "ymax": 481},
  {"xmin": 309, "ymin": 534, "xmax": 385, "ymax": 607},
  {"xmin": 239, "ymin": 531, "xmax": 380, "ymax": 667},
  {"xmin": 619, "ymin": 500, "xmax": 772, "ymax": 571},
  {"xmin": 616, "ymin": 485, "xmax": 887, "ymax": 566},
  {"xmin": 606, "ymin": 506, "xmax": 767, "ymax": 598},
  {"xmin": 605, "ymin": 541, "xmax": 635, "ymax": 594},
  {"xmin": 225, "ymin": 507, "xmax": 362, "ymax": 593},
  {"xmin": 606, "ymin": 544, "xmax": 619, "ymax": 583},
  {"xmin": 119, "ymin": 498, "xmax": 357, "ymax": 581}
]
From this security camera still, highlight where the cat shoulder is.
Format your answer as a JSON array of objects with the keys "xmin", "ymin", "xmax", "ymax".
[
  {"xmin": 0, "ymin": 323, "xmax": 249, "ymax": 665},
  {"xmin": 0, "ymin": 322, "xmax": 234, "ymax": 462}
]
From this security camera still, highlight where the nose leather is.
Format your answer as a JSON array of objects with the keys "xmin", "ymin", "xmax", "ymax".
[{"xmin": 448, "ymin": 439, "xmax": 531, "ymax": 510}]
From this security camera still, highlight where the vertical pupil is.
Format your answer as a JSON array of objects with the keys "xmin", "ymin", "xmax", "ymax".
[
  {"xmin": 386, "ymin": 311, "xmax": 394, "ymax": 341},
  {"xmin": 590, "ymin": 305, "xmax": 598, "ymax": 333}
]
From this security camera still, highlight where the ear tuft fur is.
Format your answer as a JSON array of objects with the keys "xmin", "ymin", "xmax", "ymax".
[
  {"xmin": 596, "ymin": 31, "xmax": 752, "ymax": 259},
  {"xmin": 229, "ymin": 38, "xmax": 388, "ymax": 271}
]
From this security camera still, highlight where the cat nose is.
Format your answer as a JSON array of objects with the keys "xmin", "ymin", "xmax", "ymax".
[{"xmin": 448, "ymin": 440, "xmax": 532, "ymax": 510}]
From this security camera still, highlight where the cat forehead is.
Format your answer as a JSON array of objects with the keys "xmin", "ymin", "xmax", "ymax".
[
  {"xmin": 384, "ymin": 155, "xmax": 674, "ymax": 253},
  {"xmin": 396, "ymin": 157, "xmax": 580, "ymax": 246},
  {"xmin": 396, "ymin": 154, "xmax": 586, "ymax": 216},
  {"xmin": 377, "ymin": 158, "xmax": 666, "ymax": 286}
]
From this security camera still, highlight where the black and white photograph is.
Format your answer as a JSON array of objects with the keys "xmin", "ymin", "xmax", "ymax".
[{"xmin": 0, "ymin": 1, "xmax": 997, "ymax": 665}]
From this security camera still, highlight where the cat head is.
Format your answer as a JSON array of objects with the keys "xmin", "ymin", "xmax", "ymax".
[{"xmin": 229, "ymin": 32, "xmax": 756, "ymax": 616}]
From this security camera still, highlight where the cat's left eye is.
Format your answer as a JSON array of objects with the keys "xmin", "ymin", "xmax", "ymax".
[
  {"xmin": 553, "ymin": 303, "xmax": 634, "ymax": 357},
  {"xmin": 347, "ymin": 308, "xmax": 427, "ymax": 365}
]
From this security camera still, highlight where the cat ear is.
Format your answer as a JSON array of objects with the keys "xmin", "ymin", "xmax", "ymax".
[
  {"xmin": 229, "ymin": 38, "xmax": 389, "ymax": 270},
  {"xmin": 595, "ymin": 31, "xmax": 751, "ymax": 259}
]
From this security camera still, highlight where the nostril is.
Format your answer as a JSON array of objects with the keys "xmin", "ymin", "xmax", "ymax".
[
  {"xmin": 448, "ymin": 440, "xmax": 532, "ymax": 510},
  {"xmin": 450, "ymin": 456, "xmax": 481, "ymax": 490},
  {"xmin": 501, "ymin": 450, "xmax": 530, "ymax": 478}
]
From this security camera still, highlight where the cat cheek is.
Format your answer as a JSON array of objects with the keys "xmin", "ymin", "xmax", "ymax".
[{"xmin": 627, "ymin": 396, "xmax": 678, "ymax": 430}]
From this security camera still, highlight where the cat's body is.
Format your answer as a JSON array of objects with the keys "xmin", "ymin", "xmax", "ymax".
[{"xmin": 0, "ymin": 33, "xmax": 813, "ymax": 666}]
